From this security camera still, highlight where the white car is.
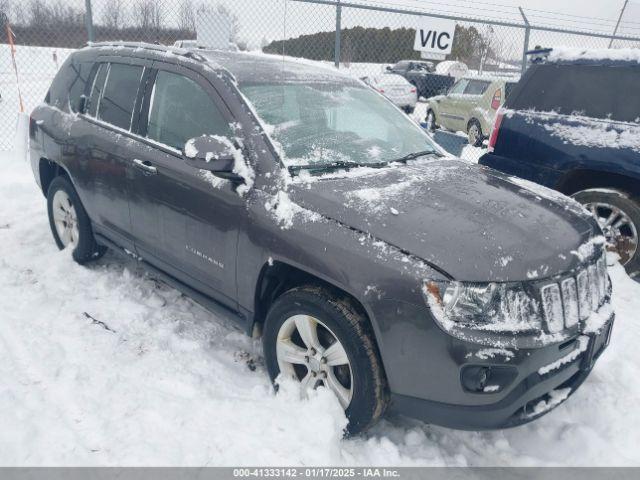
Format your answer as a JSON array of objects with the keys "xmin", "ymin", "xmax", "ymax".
[{"xmin": 362, "ymin": 74, "xmax": 418, "ymax": 113}]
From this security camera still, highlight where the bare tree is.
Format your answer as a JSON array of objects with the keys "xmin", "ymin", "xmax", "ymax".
[
  {"xmin": 178, "ymin": 0, "xmax": 195, "ymax": 32},
  {"xmin": 102, "ymin": 0, "xmax": 125, "ymax": 29},
  {"xmin": 49, "ymin": 0, "xmax": 81, "ymax": 26},
  {"xmin": 0, "ymin": 0, "xmax": 11, "ymax": 26},
  {"xmin": 27, "ymin": 0, "xmax": 49, "ymax": 27},
  {"xmin": 132, "ymin": 0, "xmax": 163, "ymax": 30}
]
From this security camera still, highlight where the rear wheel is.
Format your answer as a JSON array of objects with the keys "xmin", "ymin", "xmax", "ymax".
[
  {"xmin": 47, "ymin": 175, "xmax": 106, "ymax": 264},
  {"xmin": 572, "ymin": 189, "xmax": 640, "ymax": 277},
  {"xmin": 263, "ymin": 286, "xmax": 388, "ymax": 435},
  {"xmin": 467, "ymin": 119, "xmax": 484, "ymax": 147}
]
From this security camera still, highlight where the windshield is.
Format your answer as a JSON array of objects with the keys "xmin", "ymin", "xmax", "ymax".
[{"xmin": 239, "ymin": 82, "xmax": 438, "ymax": 168}]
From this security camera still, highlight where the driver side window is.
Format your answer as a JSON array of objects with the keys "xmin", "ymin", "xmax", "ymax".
[{"xmin": 147, "ymin": 70, "xmax": 231, "ymax": 151}]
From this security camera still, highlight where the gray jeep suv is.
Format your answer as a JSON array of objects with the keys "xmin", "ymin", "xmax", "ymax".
[{"xmin": 29, "ymin": 42, "xmax": 613, "ymax": 434}]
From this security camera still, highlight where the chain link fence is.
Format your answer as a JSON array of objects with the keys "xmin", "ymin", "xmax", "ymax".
[{"xmin": 1, "ymin": 0, "xmax": 640, "ymax": 160}]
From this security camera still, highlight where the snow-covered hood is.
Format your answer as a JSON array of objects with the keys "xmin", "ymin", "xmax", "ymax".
[{"xmin": 288, "ymin": 160, "xmax": 599, "ymax": 282}]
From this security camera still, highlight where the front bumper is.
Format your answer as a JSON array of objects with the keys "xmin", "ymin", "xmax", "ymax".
[{"xmin": 386, "ymin": 314, "xmax": 614, "ymax": 430}]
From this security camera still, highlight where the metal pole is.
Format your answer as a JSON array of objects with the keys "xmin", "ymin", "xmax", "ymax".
[
  {"xmin": 519, "ymin": 7, "xmax": 530, "ymax": 74},
  {"xmin": 609, "ymin": 0, "xmax": 629, "ymax": 48},
  {"xmin": 85, "ymin": 0, "xmax": 95, "ymax": 43},
  {"xmin": 334, "ymin": 0, "xmax": 342, "ymax": 68}
]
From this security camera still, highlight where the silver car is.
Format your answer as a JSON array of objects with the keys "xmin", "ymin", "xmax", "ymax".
[{"xmin": 362, "ymin": 74, "xmax": 418, "ymax": 113}]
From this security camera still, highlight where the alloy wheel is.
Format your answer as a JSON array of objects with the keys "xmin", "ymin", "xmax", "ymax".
[
  {"xmin": 51, "ymin": 190, "xmax": 79, "ymax": 248},
  {"xmin": 276, "ymin": 314, "xmax": 353, "ymax": 409},
  {"xmin": 585, "ymin": 201, "xmax": 638, "ymax": 265}
]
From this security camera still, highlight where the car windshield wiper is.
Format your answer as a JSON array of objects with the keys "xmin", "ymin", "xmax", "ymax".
[
  {"xmin": 387, "ymin": 150, "xmax": 442, "ymax": 163},
  {"xmin": 288, "ymin": 160, "xmax": 387, "ymax": 175}
]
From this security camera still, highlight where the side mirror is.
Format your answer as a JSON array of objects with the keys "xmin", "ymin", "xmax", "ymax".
[
  {"xmin": 385, "ymin": 66, "xmax": 392, "ymax": 71},
  {"xmin": 183, "ymin": 135, "xmax": 243, "ymax": 183}
]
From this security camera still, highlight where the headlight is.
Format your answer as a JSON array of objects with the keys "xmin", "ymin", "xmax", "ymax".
[{"xmin": 424, "ymin": 280, "xmax": 543, "ymax": 333}]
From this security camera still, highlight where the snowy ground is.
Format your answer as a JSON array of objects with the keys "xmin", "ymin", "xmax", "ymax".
[{"xmin": 1, "ymin": 149, "xmax": 640, "ymax": 466}]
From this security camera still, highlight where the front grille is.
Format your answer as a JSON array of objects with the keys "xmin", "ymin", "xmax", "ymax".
[{"xmin": 540, "ymin": 256, "xmax": 609, "ymax": 333}]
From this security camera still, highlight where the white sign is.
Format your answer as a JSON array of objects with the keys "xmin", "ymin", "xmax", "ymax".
[
  {"xmin": 413, "ymin": 19, "xmax": 456, "ymax": 56},
  {"xmin": 196, "ymin": 8, "xmax": 232, "ymax": 50}
]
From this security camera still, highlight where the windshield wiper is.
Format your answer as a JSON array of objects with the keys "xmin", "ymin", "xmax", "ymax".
[
  {"xmin": 387, "ymin": 150, "xmax": 442, "ymax": 163},
  {"xmin": 288, "ymin": 160, "xmax": 387, "ymax": 175}
]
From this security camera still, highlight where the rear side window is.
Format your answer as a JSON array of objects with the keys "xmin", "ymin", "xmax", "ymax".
[
  {"xmin": 97, "ymin": 63, "xmax": 144, "ymax": 130},
  {"xmin": 46, "ymin": 58, "xmax": 92, "ymax": 111},
  {"xmin": 464, "ymin": 80, "xmax": 490, "ymax": 95},
  {"xmin": 88, "ymin": 64, "xmax": 108, "ymax": 117},
  {"xmin": 146, "ymin": 70, "xmax": 231, "ymax": 150},
  {"xmin": 510, "ymin": 64, "xmax": 640, "ymax": 122},
  {"xmin": 68, "ymin": 61, "xmax": 93, "ymax": 113},
  {"xmin": 449, "ymin": 79, "xmax": 469, "ymax": 94}
]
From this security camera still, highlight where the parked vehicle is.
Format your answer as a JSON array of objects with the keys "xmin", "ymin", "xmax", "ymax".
[
  {"xmin": 173, "ymin": 40, "xmax": 206, "ymax": 49},
  {"xmin": 387, "ymin": 60, "xmax": 453, "ymax": 99},
  {"xmin": 31, "ymin": 42, "xmax": 613, "ymax": 434},
  {"xmin": 425, "ymin": 76, "xmax": 517, "ymax": 147},
  {"xmin": 480, "ymin": 48, "xmax": 640, "ymax": 278},
  {"xmin": 361, "ymin": 74, "xmax": 417, "ymax": 113}
]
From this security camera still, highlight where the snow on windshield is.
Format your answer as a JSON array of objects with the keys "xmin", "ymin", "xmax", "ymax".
[{"xmin": 239, "ymin": 82, "xmax": 436, "ymax": 168}]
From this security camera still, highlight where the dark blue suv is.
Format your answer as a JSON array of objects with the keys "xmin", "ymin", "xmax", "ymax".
[{"xmin": 480, "ymin": 48, "xmax": 640, "ymax": 278}]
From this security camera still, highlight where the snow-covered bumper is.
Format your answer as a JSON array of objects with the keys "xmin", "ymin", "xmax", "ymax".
[{"xmin": 385, "ymin": 309, "xmax": 614, "ymax": 430}]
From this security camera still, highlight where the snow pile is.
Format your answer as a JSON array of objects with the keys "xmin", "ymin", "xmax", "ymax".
[
  {"xmin": 571, "ymin": 236, "xmax": 606, "ymax": 262},
  {"xmin": 2, "ymin": 154, "xmax": 640, "ymax": 466},
  {"xmin": 263, "ymin": 190, "xmax": 322, "ymax": 229},
  {"xmin": 547, "ymin": 47, "xmax": 640, "ymax": 64}
]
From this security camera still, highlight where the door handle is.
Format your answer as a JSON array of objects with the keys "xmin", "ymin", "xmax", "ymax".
[{"xmin": 133, "ymin": 158, "xmax": 157, "ymax": 175}]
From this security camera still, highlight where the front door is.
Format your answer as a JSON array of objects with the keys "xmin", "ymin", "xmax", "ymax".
[
  {"xmin": 439, "ymin": 78, "xmax": 468, "ymax": 131},
  {"xmin": 125, "ymin": 62, "xmax": 243, "ymax": 308}
]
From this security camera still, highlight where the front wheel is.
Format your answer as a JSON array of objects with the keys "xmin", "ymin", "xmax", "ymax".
[
  {"xmin": 263, "ymin": 286, "xmax": 388, "ymax": 435},
  {"xmin": 572, "ymin": 188, "xmax": 640, "ymax": 277},
  {"xmin": 47, "ymin": 175, "xmax": 106, "ymax": 264}
]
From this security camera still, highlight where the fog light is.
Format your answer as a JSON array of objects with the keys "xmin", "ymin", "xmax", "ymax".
[
  {"xmin": 461, "ymin": 366, "xmax": 490, "ymax": 392},
  {"xmin": 461, "ymin": 365, "xmax": 518, "ymax": 393}
]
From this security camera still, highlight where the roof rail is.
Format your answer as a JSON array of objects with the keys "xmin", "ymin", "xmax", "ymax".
[{"xmin": 87, "ymin": 41, "xmax": 206, "ymax": 62}]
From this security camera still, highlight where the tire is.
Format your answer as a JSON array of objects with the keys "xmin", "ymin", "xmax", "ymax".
[
  {"xmin": 572, "ymin": 188, "xmax": 640, "ymax": 278},
  {"xmin": 263, "ymin": 285, "xmax": 388, "ymax": 436},
  {"xmin": 404, "ymin": 106, "xmax": 415, "ymax": 114},
  {"xmin": 47, "ymin": 175, "xmax": 106, "ymax": 264},
  {"xmin": 426, "ymin": 109, "xmax": 437, "ymax": 132},
  {"xmin": 467, "ymin": 119, "xmax": 484, "ymax": 147}
]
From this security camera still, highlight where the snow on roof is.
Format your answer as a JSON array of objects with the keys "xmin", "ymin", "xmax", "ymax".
[{"xmin": 547, "ymin": 47, "xmax": 640, "ymax": 64}]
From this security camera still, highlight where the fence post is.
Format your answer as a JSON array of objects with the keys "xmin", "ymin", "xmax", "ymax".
[
  {"xmin": 334, "ymin": 0, "xmax": 342, "ymax": 68},
  {"xmin": 85, "ymin": 0, "xmax": 95, "ymax": 43},
  {"xmin": 519, "ymin": 7, "xmax": 530, "ymax": 74}
]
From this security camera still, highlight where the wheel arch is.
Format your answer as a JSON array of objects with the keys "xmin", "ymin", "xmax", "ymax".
[
  {"xmin": 556, "ymin": 169, "xmax": 640, "ymax": 198},
  {"xmin": 252, "ymin": 260, "xmax": 377, "ymax": 342},
  {"xmin": 38, "ymin": 157, "xmax": 70, "ymax": 196}
]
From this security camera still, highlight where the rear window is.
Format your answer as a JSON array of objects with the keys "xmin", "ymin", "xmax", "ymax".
[
  {"xmin": 464, "ymin": 80, "xmax": 490, "ymax": 95},
  {"xmin": 510, "ymin": 64, "xmax": 640, "ymax": 122},
  {"xmin": 97, "ymin": 63, "xmax": 144, "ymax": 130}
]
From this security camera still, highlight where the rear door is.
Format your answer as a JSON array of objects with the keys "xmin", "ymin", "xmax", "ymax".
[
  {"xmin": 125, "ymin": 61, "xmax": 243, "ymax": 308},
  {"xmin": 75, "ymin": 58, "xmax": 146, "ymax": 251}
]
